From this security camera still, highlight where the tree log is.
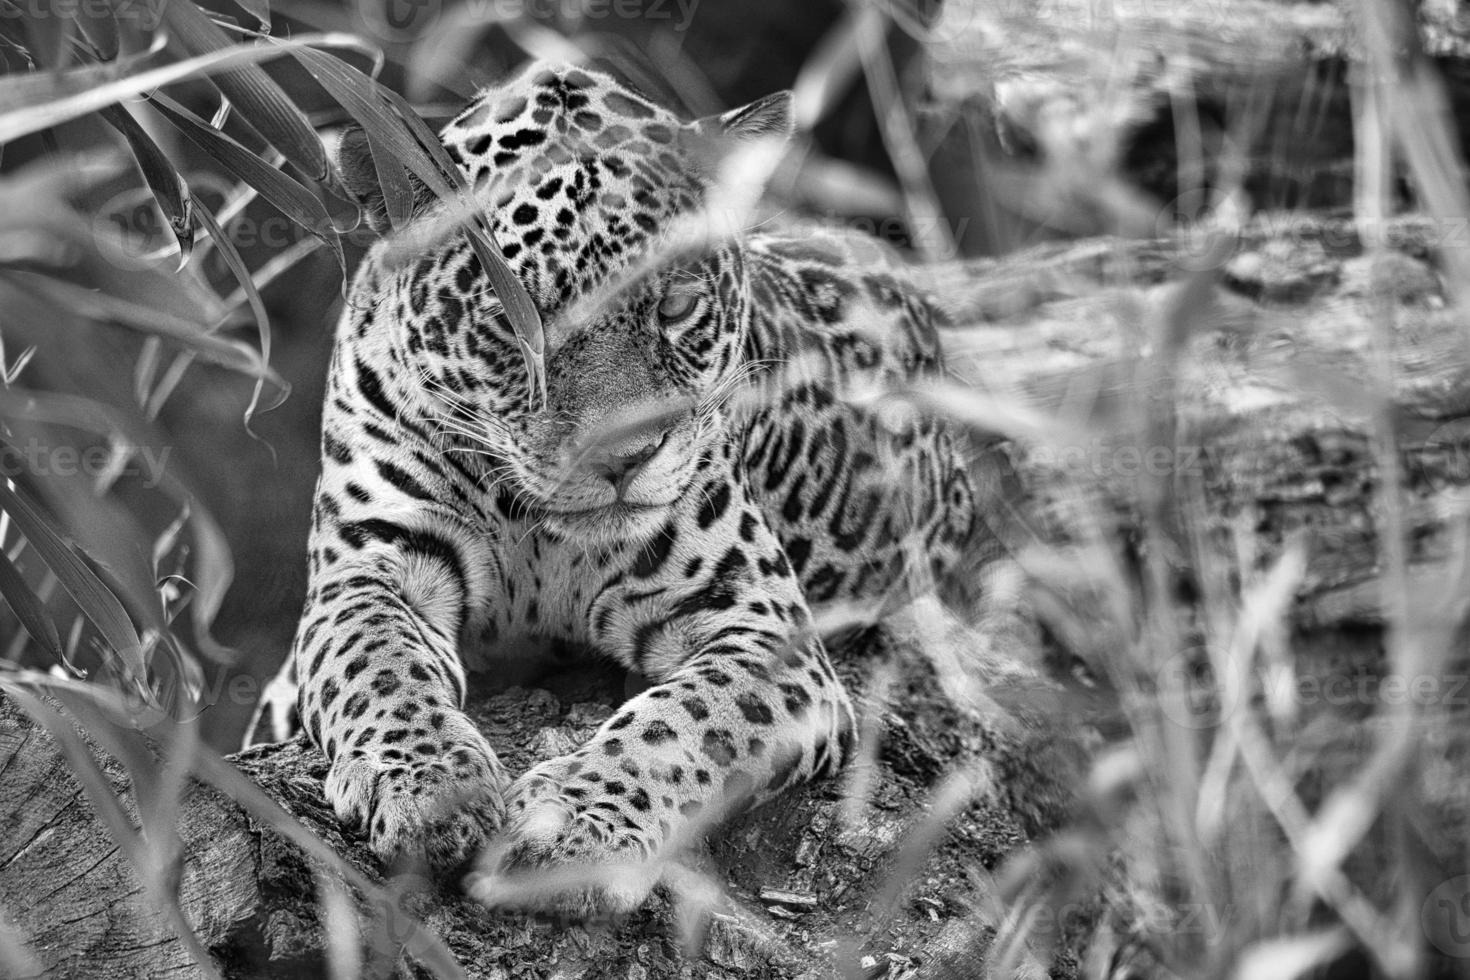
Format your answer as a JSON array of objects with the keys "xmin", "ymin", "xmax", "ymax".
[{"xmin": 0, "ymin": 633, "xmax": 1080, "ymax": 980}]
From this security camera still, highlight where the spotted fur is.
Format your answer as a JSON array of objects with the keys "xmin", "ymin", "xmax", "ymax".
[{"xmin": 247, "ymin": 62, "xmax": 976, "ymax": 916}]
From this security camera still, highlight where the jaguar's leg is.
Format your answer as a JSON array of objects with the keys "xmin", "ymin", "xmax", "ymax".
[
  {"xmin": 295, "ymin": 525, "xmax": 512, "ymax": 872},
  {"xmin": 243, "ymin": 655, "xmax": 299, "ymax": 746},
  {"xmin": 470, "ymin": 484, "xmax": 855, "ymax": 917}
]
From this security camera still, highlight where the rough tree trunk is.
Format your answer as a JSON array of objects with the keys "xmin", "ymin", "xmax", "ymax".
[{"xmin": 4, "ymin": 213, "xmax": 1470, "ymax": 979}]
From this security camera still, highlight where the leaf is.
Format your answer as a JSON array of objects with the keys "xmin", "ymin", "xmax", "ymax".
[
  {"xmin": 188, "ymin": 191, "xmax": 274, "ymax": 422},
  {"xmin": 0, "ymin": 32, "xmax": 364, "ymax": 144},
  {"xmin": 147, "ymin": 93, "xmax": 345, "ymax": 281},
  {"xmin": 0, "ymin": 546, "xmax": 67, "ymax": 669},
  {"xmin": 20, "ymin": 1, "xmax": 73, "ymax": 72},
  {"xmin": 0, "ymin": 474, "xmax": 146, "ymax": 687},
  {"xmin": 377, "ymin": 86, "xmax": 547, "ymax": 404},
  {"xmin": 99, "ymin": 104, "xmax": 195, "ymax": 269},
  {"xmin": 367, "ymin": 127, "xmax": 416, "ymax": 230},
  {"xmin": 72, "ymin": 2, "xmax": 120, "ymax": 61},
  {"xmin": 0, "ymin": 388, "xmax": 236, "ymax": 660},
  {"xmin": 158, "ymin": 0, "xmax": 325, "ymax": 181},
  {"xmin": 1, "ymin": 273, "xmax": 278, "ymax": 381},
  {"xmin": 288, "ymin": 47, "xmax": 442, "ymax": 192},
  {"xmin": 286, "ymin": 47, "xmax": 545, "ymax": 401},
  {"xmin": 227, "ymin": 0, "xmax": 271, "ymax": 33}
]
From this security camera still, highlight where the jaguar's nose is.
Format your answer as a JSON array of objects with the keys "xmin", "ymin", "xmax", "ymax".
[{"xmin": 586, "ymin": 434, "xmax": 666, "ymax": 491}]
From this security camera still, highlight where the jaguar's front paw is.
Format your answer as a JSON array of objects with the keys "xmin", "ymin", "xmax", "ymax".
[
  {"xmin": 465, "ymin": 754, "xmax": 671, "ymax": 919},
  {"xmin": 324, "ymin": 711, "xmax": 509, "ymax": 874}
]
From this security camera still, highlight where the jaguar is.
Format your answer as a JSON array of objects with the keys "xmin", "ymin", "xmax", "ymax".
[{"xmin": 248, "ymin": 60, "xmax": 978, "ymax": 917}]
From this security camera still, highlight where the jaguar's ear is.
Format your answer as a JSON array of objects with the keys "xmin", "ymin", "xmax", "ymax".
[
  {"xmin": 703, "ymin": 90, "xmax": 795, "ymax": 144},
  {"xmin": 332, "ymin": 125, "xmax": 433, "ymax": 235}
]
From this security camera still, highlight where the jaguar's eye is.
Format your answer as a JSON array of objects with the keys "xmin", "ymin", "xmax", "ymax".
[{"xmin": 657, "ymin": 289, "xmax": 699, "ymax": 325}]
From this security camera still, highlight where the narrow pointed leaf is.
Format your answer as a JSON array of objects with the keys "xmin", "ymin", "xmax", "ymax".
[
  {"xmin": 288, "ymin": 46, "xmax": 442, "ymax": 190},
  {"xmin": 228, "ymin": 0, "xmax": 271, "ymax": 33},
  {"xmin": 0, "ymin": 33, "xmax": 363, "ymax": 143},
  {"xmin": 367, "ymin": 128, "xmax": 415, "ymax": 229},
  {"xmin": 72, "ymin": 2, "xmax": 120, "ymax": 61},
  {"xmin": 189, "ymin": 192, "xmax": 274, "ymax": 424},
  {"xmin": 288, "ymin": 48, "xmax": 545, "ymax": 401},
  {"xmin": 21, "ymin": 3, "xmax": 72, "ymax": 72},
  {"xmin": 3, "ymin": 274, "xmax": 279, "ymax": 381},
  {"xmin": 0, "ymin": 480, "xmax": 146, "ymax": 686},
  {"xmin": 147, "ymin": 93, "xmax": 345, "ymax": 280},
  {"xmin": 0, "ymin": 388, "xmax": 236, "ymax": 659},
  {"xmin": 158, "ymin": 0, "xmax": 326, "ymax": 180},
  {"xmin": 100, "ymin": 104, "xmax": 195, "ymax": 268},
  {"xmin": 378, "ymin": 87, "xmax": 546, "ymax": 401},
  {"xmin": 0, "ymin": 547, "xmax": 66, "ymax": 667}
]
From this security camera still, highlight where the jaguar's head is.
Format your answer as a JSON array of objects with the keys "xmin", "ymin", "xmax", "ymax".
[{"xmin": 338, "ymin": 61, "xmax": 792, "ymax": 541}]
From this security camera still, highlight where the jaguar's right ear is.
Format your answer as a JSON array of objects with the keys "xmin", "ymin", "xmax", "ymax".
[{"xmin": 333, "ymin": 125, "xmax": 433, "ymax": 235}]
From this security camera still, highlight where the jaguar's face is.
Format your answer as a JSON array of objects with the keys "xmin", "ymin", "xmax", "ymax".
[
  {"xmin": 341, "ymin": 62, "xmax": 791, "ymax": 540},
  {"xmin": 491, "ymin": 246, "xmax": 751, "ymax": 541}
]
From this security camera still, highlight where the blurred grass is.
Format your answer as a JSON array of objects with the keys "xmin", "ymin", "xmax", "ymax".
[{"xmin": 5, "ymin": 0, "xmax": 1470, "ymax": 977}]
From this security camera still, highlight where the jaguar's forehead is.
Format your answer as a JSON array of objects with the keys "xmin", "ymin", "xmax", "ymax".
[{"xmin": 440, "ymin": 63, "xmax": 708, "ymax": 314}]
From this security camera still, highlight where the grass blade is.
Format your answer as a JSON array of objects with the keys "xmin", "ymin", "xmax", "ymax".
[
  {"xmin": 0, "ymin": 32, "xmax": 364, "ymax": 143},
  {"xmin": 189, "ymin": 191, "xmax": 275, "ymax": 423}
]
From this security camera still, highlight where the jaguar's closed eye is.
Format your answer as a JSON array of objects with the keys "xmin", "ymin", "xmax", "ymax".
[{"xmin": 657, "ymin": 289, "xmax": 699, "ymax": 325}]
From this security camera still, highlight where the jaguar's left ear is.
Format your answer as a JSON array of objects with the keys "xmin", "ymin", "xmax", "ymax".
[
  {"xmin": 701, "ymin": 90, "xmax": 795, "ymax": 144},
  {"xmin": 334, "ymin": 125, "xmax": 435, "ymax": 235}
]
